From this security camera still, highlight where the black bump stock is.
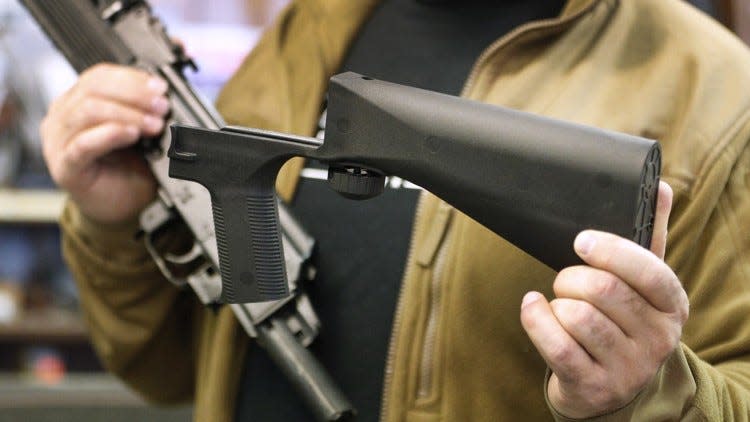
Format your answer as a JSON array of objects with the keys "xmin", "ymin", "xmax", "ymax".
[{"xmin": 170, "ymin": 72, "xmax": 661, "ymax": 303}]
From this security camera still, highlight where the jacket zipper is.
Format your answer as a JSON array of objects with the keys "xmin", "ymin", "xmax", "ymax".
[
  {"xmin": 377, "ymin": 32, "xmax": 504, "ymax": 419},
  {"xmin": 380, "ymin": 192, "xmax": 427, "ymax": 422},
  {"xmin": 416, "ymin": 228, "xmax": 451, "ymax": 400}
]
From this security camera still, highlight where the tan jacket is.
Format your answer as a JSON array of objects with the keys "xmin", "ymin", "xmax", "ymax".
[{"xmin": 61, "ymin": 0, "xmax": 750, "ymax": 420}]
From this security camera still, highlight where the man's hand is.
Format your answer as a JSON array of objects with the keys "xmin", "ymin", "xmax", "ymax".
[
  {"xmin": 41, "ymin": 63, "xmax": 169, "ymax": 224},
  {"xmin": 520, "ymin": 182, "xmax": 688, "ymax": 418}
]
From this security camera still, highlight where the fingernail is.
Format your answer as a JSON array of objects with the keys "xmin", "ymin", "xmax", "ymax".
[
  {"xmin": 151, "ymin": 96, "xmax": 170, "ymax": 115},
  {"xmin": 575, "ymin": 231, "xmax": 595, "ymax": 256},
  {"xmin": 522, "ymin": 291, "xmax": 542, "ymax": 309},
  {"xmin": 147, "ymin": 77, "xmax": 168, "ymax": 94}
]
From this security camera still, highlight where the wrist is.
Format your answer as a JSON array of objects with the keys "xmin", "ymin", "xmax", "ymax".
[{"xmin": 61, "ymin": 200, "xmax": 148, "ymax": 263}]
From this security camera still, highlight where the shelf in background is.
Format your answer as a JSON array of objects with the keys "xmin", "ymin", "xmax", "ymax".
[
  {"xmin": 0, "ymin": 307, "xmax": 87, "ymax": 343},
  {"xmin": 0, "ymin": 189, "xmax": 66, "ymax": 224},
  {"xmin": 0, "ymin": 307, "xmax": 101, "ymax": 373},
  {"xmin": 0, "ymin": 372, "xmax": 193, "ymax": 422},
  {"xmin": 0, "ymin": 373, "xmax": 142, "ymax": 407}
]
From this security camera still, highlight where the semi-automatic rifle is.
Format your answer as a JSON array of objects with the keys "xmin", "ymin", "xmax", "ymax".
[{"xmin": 19, "ymin": 1, "xmax": 353, "ymax": 420}]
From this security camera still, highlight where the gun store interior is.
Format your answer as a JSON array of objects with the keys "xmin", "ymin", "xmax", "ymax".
[
  {"xmin": 0, "ymin": 0, "xmax": 286, "ymax": 420},
  {"xmin": 0, "ymin": 0, "xmax": 746, "ymax": 421}
]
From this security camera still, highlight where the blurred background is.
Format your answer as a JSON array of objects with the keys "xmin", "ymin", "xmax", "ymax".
[{"xmin": 0, "ymin": 0, "xmax": 744, "ymax": 421}]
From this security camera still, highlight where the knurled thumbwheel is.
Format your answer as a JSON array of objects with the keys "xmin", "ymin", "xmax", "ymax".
[{"xmin": 327, "ymin": 166, "xmax": 385, "ymax": 200}]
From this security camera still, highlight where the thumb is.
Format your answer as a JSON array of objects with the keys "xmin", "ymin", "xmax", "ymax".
[{"xmin": 649, "ymin": 181, "xmax": 673, "ymax": 259}]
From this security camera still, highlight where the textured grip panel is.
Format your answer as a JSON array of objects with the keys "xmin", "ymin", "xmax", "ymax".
[
  {"xmin": 246, "ymin": 196, "xmax": 287, "ymax": 298},
  {"xmin": 211, "ymin": 202, "xmax": 234, "ymax": 300},
  {"xmin": 212, "ymin": 189, "xmax": 288, "ymax": 303},
  {"xmin": 633, "ymin": 144, "xmax": 661, "ymax": 248}
]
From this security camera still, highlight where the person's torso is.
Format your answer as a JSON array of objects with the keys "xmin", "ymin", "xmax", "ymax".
[
  {"xmin": 205, "ymin": 0, "xmax": 750, "ymax": 420},
  {"xmin": 233, "ymin": 1, "xmax": 564, "ymax": 420}
]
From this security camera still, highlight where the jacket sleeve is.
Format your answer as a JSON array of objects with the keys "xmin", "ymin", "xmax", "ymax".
[
  {"xmin": 547, "ymin": 122, "xmax": 750, "ymax": 420},
  {"xmin": 669, "ymin": 128, "xmax": 750, "ymax": 419},
  {"xmin": 60, "ymin": 201, "xmax": 199, "ymax": 404}
]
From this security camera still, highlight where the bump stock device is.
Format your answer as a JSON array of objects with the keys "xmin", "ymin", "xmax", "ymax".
[{"xmin": 169, "ymin": 71, "xmax": 662, "ymax": 304}]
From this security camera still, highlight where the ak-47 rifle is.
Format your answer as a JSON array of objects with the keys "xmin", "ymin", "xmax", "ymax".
[{"xmin": 19, "ymin": 1, "xmax": 353, "ymax": 420}]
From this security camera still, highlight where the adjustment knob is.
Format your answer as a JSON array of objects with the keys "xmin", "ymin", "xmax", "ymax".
[{"xmin": 327, "ymin": 166, "xmax": 385, "ymax": 200}]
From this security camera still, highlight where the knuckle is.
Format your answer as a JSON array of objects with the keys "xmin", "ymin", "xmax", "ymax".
[
  {"xmin": 98, "ymin": 101, "xmax": 124, "ymax": 125},
  {"xmin": 636, "ymin": 261, "xmax": 661, "ymax": 291},
  {"xmin": 679, "ymin": 292, "xmax": 690, "ymax": 324},
  {"xmin": 79, "ymin": 97, "xmax": 100, "ymax": 117},
  {"xmin": 567, "ymin": 301, "xmax": 597, "ymax": 327},
  {"xmin": 64, "ymin": 139, "xmax": 84, "ymax": 163},
  {"xmin": 74, "ymin": 98, "xmax": 101, "ymax": 129},
  {"xmin": 624, "ymin": 289, "xmax": 649, "ymax": 317},
  {"xmin": 650, "ymin": 328, "xmax": 680, "ymax": 362},
  {"xmin": 554, "ymin": 299, "xmax": 610, "ymax": 340},
  {"xmin": 548, "ymin": 341, "xmax": 577, "ymax": 368},
  {"xmin": 635, "ymin": 261, "xmax": 672, "ymax": 300},
  {"xmin": 672, "ymin": 288, "xmax": 690, "ymax": 325},
  {"xmin": 587, "ymin": 272, "xmax": 621, "ymax": 299},
  {"xmin": 592, "ymin": 321, "xmax": 617, "ymax": 350}
]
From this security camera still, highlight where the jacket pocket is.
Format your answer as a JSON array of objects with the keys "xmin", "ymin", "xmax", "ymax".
[
  {"xmin": 382, "ymin": 197, "xmax": 454, "ymax": 421},
  {"xmin": 412, "ymin": 201, "xmax": 455, "ymax": 411}
]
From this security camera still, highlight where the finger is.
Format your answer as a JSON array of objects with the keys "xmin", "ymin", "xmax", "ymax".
[
  {"xmin": 520, "ymin": 291, "xmax": 595, "ymax": 384},
  {"xmin": 574, "ymin": 230, "xmax": 683, "ymax": 314},
  {"xmin": 549, "ymin": 298, "xmax": 631, "ymax": 366},
  {"xmin": 57, "ymin": 123, "xmax": 141, "ymax": 185},
  {"xmin": 553, "ymin": 266, "xmax": 660, "ymax": 338},
  {"xmin": 649, "ymin": 181, "xmax": 673, "ymax": 259},
  {"xmin": 76, "ymin": 63, "xmax": 169, "ymax": 112},
  {"xmin": 56, "ymin": 97, "xmax": 165, "ymax": 146}
]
